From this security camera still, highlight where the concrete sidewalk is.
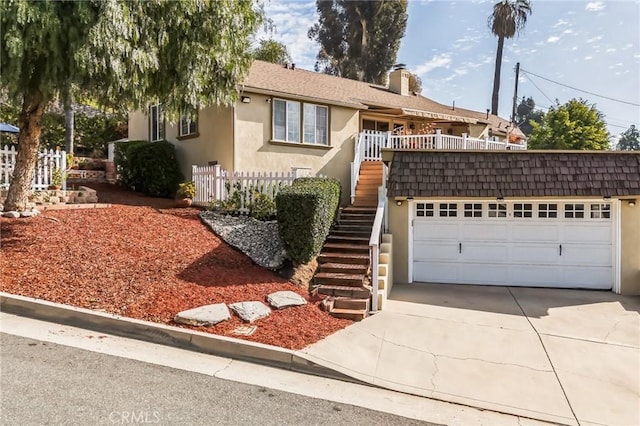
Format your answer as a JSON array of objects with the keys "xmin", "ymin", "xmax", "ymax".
[{"xmin": 299, "ymin": 284, "xmax": 640, "ymax": 426}]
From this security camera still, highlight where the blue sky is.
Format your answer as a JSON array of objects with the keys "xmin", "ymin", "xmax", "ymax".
[{"xmin": 257, "ymin": 0, "xmax": 640, "ymax": 140}]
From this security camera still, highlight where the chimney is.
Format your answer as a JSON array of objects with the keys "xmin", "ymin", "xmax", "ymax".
[{"xmin": 389, "ymin": 63, "xmax": 410, "ymax": 96}]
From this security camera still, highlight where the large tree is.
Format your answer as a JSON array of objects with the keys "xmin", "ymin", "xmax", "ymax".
[
  {"xmin": 617, "ymin": 125, "xmax": 640, "ymax": 151},
  {"xmin": 253, "ymin": 39, "xmax": 291, "ymax": 65},
  {"xmin": 528, "ymin": 99, "xmax": 610, "ymax": 150},
  {"xmin": 1, "ymin": 0, "xmax": 261, "ymax": 211},
  {"xmin": 488, "ymin": 0, "xmax": 531, "ymax": 115},
  {"xmin": 515, "ymin": 96, "xmax": 543, "ymax": 136},
  {"xmin": 308, "ymin": 0, "xmax": 408, "ymax": 84}
]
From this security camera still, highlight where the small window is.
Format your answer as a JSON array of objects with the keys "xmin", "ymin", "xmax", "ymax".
[
  {"xmin": 538, "ymin": 203, "xmax": 558, "ymax": 218},
  {"xmin": 513, "ymin": 203, "xmax": 533, "ymax": 218},
  {"xmin": 149, "ymin": 104, "xmax": 164, "ymax": 142},
  {"xmin": 179, "ymin": 110, "xmax": 198, "ymax": 137},
  {"xmin": 464, "ymin": 203, "xmax": 482, "ymax": 218},
  {"xmin": 439, "ymin": 203, "xmax": 457, "ymax": 217},
  {"xmin": 590, "ymin": 203, "xmax": 611, "ymax": 219},
  {"xmin": 415, "ymin": 203, "xmax": 434, "ymax": 217},
  {"xmin": 488, "ymin": 203, "xmax": 507, "ymax": 218},
  {"xmin": 273, "ymin": 99, "xmax": 328, "ymax": 145},
  {"xmin": 565, "ymin": 203, "xmax": 585, "ymax": 219}
]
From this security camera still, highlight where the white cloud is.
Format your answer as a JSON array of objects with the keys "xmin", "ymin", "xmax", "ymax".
[
  {"xmin": 553, "ymin": 19, "xmax": 569, "ymax": 28},
  {"xmin": 563, "ymin": 29, "xmax": 574, "ymax": 35},
  {"xmin": 547, "ymin": 36, "xmax": 561, "ymax": 43},
  {"xmin": 585, "ymin": 2, "xmax": 605, "ymax": 12},
  {"xmin": 586, "ymin": 35, "xmax": 603, "ymax": 43},
  {"xmin": 606, "ymin": 48, "xmax": 617, "ymax": 53},
  {"xmin": 584, "ymin": 56, "xmax": 593, "ymax": 60},
  {"xmin": 571, "ymin": 46, "xmax": 578, "ymax": 51},
  {"xmin": 414, "ymin": 54, "xmax": 452, "ymax": 75}
]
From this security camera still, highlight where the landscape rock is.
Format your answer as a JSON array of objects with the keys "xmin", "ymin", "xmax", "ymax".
[
  {"xmin": 3, "ymin": 211, "xmax": 20, "ymax": 218},
  {"xmin": 200, "ymin": 212, "xmax": 286, "ymax": 269},
  {"xmin": 31, "ymin": 208, "xmax": 40, "ymax": 215},
  {"xmin": 267, "ymin": 291, "xmax": 307, "ymax": 309},
  {"xmin": 174, "ymin": 303, "xmax": 230, "ymax": 326},
  {"xmin": 229, "ymin": 301, "xmax": 271, "ymax": 323},
  {"xmin": 20, "ymin": 211, "xmax": 36, "ymax": 217}
]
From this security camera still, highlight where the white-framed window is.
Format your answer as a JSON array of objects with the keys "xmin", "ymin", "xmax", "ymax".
[
  {"xmin": 415, "ymin": 203, "xmax": 434, "ymax": 217},
  {"xmin": 538, "ymin": 203, "xmax": 558, "ymax": 218},
  {"xmin": 513, "ymin": 203, "xmax": 533, "ymax": 218},
  {"xmin": 179, "ymin": 110, "xmax": 198, "ymax": 137},
  {"xmin": 488, "ymin": 203, "xmax": 507, "ymax": 218},
  {"xmin": 149, "ymin": 104, "xmax": 164, "ymax": 142},
  {"xmin": 273, "ymin": 99, "xmax": 328, "ymax": 145},
  {"xmin": 590, "ymin": 203, "xmax": 611, "ymax": 219},
  {"xmin": 439, "ymin": 203, "xmax": 457, "ymax": 217},
  {"xmin": 463, "ymin": 203, "xmax": 482, "ymax": 218},
  {"xmin": 564, "ymin": 203, "xmax": 585, "ymax": 219}
]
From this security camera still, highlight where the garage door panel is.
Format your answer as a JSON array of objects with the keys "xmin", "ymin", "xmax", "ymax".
[
  {"xmin": 461, "ymin": 223, "xmax": 508, "ymax": 241},
  {"xmin": 414, "ymin": 242, "xmax": 459, "ymax": 261},
  {"xmin": 509, "ymin": 245, "xmax": 560, "ymax": 264},
  {"xmin": 563, "ymin": 224, "xmax": 611, "ymax": 242},
  {"xmin": 459, "ymin": 263, "xmax": 509, "ymax": 284},
  {"xmin": 561, "ymin": 267, "xmax": 612, "ymax": 289},
  {"xmin": 461, "ymin": 243, "xmax": 508, "ymax": 262},
  {"xmin": 560, "ymin": 244, "xmax": 612, "ymax": 266},
  {"xmin": 414, "ymin": 222, "xmax": 457, "ymax": 240},
  {"xmin": 413, "ymin": 262, "xmax": 457, "ymax": 283},
  {"xmin": 508, "ymin": 265, "xmax": 561, "ymax": 286},
  {"xmin": 511, "ymin": 224, "xmax": 560, "ymax": 242}
]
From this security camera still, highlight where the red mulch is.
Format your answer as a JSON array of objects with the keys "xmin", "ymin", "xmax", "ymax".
[{"xmin": 0, "ymin": 183, "xmax": 352, "ymax": 350}]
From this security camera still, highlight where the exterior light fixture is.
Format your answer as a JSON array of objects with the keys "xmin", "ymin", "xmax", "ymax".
[
  {"xmin": 627, "ymin": 200, "xmax": 637, "ymax": 207},
  {"xmin": 240, "ymin": 96, "xmax": 251, "ymax": 104},
  {"xmin": 396, "ymin": 200, "xmax": 403, "ymax": 206},
  {"xmin": 497, "ymin": 196, "xmax": 505, "ymax": 202}
]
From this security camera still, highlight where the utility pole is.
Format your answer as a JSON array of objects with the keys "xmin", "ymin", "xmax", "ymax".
[{"xmin": 511, "ymin": 62, "xmax": 520, "ymax": 125}]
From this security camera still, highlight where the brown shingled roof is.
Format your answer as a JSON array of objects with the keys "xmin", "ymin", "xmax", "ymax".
[
  {"xmin": 387, "ymin": 151, "xmax": 640, "ymax": 198},
  {"xmin": 242, "ymin": 61, "xmax": 515, "ymax": 131}
]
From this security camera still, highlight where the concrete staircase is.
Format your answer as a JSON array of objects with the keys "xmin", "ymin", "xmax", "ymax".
[{"xmin": 314, "ymin": 161, "xmax": 383, "ymax": 321}]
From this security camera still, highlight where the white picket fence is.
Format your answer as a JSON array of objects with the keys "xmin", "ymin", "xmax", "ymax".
[
  {"xmin": 192, "ymin": 164, "xmax": 312, "ymax": 209},
  {"xmin": 0, "ymin": 145, "xmax": 67, "ymax": 191}
]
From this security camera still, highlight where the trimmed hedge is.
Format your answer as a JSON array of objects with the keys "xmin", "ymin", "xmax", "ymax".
[
  {"xmin": 275, "ymin": 177, "xmax": 341, "ymax": 265},
  {"xmin": 114, "ymin": 140, "xmax": 183, "ymax": 197}
]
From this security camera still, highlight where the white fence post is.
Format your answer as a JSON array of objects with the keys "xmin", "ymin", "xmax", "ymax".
[{"xmin": 435, "ymin": 129, "xmax": 443, "ymax": 149}]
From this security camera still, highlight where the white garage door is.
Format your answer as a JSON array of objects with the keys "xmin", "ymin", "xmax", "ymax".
[{"xmin": 412, "ymin": 201, "xmax": 614, "ymax": 289}]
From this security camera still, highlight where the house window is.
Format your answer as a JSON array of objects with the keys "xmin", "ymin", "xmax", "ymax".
[
  {"xmin": 415, "ymin": 203, "xmax": 434, "ymax": 217},
  {"xmin": 538, "ymin": 203, "xmax": 558, "ymax": 218},
  {"xmin": 149, "ymin": 104, "xmax": 164, "ymax": 142},
  {"xmin": 513, "ymin": 203, "xmax": 533, "ymax": 218},
  {"xmin": 273, "ymin": 99, "xmax": 328, "ymax": 145},
  {"xmin": 488, "ymin": 203, "xmax": 507, "ymax": 218},
  {"xmin": 463, "ymin": 203, "xmax": 482, "ymax": 218},
  {"xmin": 439, "ymin": 203, "xmax": 457, "ymax": 217},
  {"xmin": 179, "ymin": 110, "xmax": 198, "ymax": 137},
  {"xmin": 564, "ymin": 203, "xmax": 585, "ymax": 219},
  {"xmin": 590, "ymin": 203, "xmax": 611, "ymax": 219}
]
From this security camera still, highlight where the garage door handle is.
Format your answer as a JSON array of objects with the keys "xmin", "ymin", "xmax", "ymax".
[
  {"xmin": 559, "ymin": 244, "xmax": 562, "ymax": 256},
  {"xmin": 459, "ymin": 242, "xmax": 462, "ymax": 254}
]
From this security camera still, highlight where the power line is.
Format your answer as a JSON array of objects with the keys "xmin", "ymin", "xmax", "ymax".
[
  {"xmin": 520, "ymin": 68, "xmax": 640, "ymax": 107},
  {"xmin": 521, "ymin": 72, "xmax": 555, "ymax": 105}
]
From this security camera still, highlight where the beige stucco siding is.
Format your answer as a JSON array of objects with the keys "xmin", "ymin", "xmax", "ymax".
[
  {"xmin": 619, "ymin": 199, "xmax": 640, "ymax": 295},
  {"xmin": 127, "ymin": 107, "xmax": 234, "ymax": 181},
  {"xmin": 388, "ymin": 201, "xmax": 410, "ymax": 284},
  {"xmin": 234, "ymin": 93, "xmax": 359, "ymax": 205}
]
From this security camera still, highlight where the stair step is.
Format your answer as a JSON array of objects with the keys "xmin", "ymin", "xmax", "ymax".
[
  {"xmin": 342, "ymin": 207, "xmax": 376, "ymax": 214},
  {"xmin": 318, "ymin": 252, "xmax": 369, "ymax": 265},
  {"xmin": 330, "ymin": 229, "xmax": 371, "ymax": 238},
  {"xmin": 337, "ymin": 220, "xmax": 374, "ymax": 227},
  {"xmin": 318, "ymin": 262, "xmax": 368, "ymax": 274},
  {"xmin": 330, "ymin": 308, "xmax": 367, "ymax": 321},
  {"xmin": 314, "ymin": 272, "xmax": 365, "ymax": 286},
  {"xmin": 327, "ymin": 235, "xmax": 370, "ymax": 243},
  {"xmin": 334, "ymin": 226, "xmax": 372, "ymax": 233},
  {"xmin": 317, "ymin": 285, "xmax": 371, "ymax": 298},
  {"xmin": 334, "ymin": 297, "xmax": 370, "ymax": 311},
  {"xmin": 339, "ymin": 213, "xmax": 375, "ymax": 220},
  {"xmin": 322, "ymin": 242, "xmax": 369, "ymax": 254}
]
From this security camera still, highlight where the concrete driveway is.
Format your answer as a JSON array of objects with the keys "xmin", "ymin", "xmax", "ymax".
[{"xmin": 298, "ymin": 284, "xmax": 640, "ymax": 426}]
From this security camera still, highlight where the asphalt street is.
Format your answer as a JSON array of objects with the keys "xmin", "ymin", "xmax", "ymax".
[{"xmin": 0, "ymin": 333, "xmax": 435, "ymax": 426}]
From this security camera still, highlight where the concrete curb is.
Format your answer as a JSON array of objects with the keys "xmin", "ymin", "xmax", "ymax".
[{"xmin": 0, "ymin": 292, "xmax": 361, "ymax": 384}]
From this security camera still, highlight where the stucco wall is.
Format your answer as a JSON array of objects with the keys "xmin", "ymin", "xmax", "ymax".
[
  {"xmin": 127, "ymin": 107, "xmax": 234, "ymax": 181},
  {"xmin": 620, "ymin": 199, "xmax": 640, "ymax": 295},
  {"xmin": 388, "ymin": 201, "xmax": 410, "ymax": 284},
  {"xmin": 234, "ymin": 93, "xmax": 359, "ymax": 205}
]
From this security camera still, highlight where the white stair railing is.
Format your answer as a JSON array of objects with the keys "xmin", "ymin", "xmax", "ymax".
[{"xmin": 369, "ymin": 185, "xmax": 386, "ymax": 313}]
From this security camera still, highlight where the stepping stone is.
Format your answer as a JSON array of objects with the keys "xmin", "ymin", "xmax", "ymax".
[
  {"xmin": 267, "ymin": 291, "xmax": 307, "ymax": 309},
  {"xmin": 229, "ymin": 301, "xmax": 271, "ymax": 323},
  {"xmin": 174, "ymin": 303, "xmax": 230, "ymax": 326}
]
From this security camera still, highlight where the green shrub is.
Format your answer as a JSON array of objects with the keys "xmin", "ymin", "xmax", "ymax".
[
  {"xmin": 176, "ymin": 181, "xmax": 196, "ymax": 199},
  {"xmin": 115, "ymin": 140, "xmax": 183, "ymax": 197},
  {"xmin": 275, "ymin": 177, "xmax": 341, "ymax": 264},
  {"xmin": 250, "ymin": 190, "xmax": 276, "ymax": 221}
]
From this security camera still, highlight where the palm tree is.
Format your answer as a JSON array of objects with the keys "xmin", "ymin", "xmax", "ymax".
[{"xmin": 488, "ymin": 0, "xmax": 532, "ymax": 115}]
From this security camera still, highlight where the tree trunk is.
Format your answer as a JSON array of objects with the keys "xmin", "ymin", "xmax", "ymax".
[
  {"xmin": 3, "ymin": 90, "xmax": 47, "ymax": 212},
  {"xmin": 64, "ymin": 94, "xmax": 74, "ymax": 155},
  {"xmin": 491, "ymin": 36, "xmax": 505, "ymax": 116}
]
